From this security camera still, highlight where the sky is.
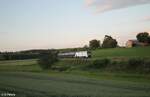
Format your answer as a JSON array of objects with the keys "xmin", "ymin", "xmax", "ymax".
[{"xmin": 0, "ymin": 0, "xmax": 150, "ymax": 51}]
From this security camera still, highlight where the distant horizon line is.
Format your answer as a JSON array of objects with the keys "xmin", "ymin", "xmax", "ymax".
[{"xmin": 0, "ymin": 46, "xmax": 127, "ymax": 52}]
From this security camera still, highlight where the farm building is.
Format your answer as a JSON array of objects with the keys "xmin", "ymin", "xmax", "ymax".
[
  {"xmin": 126, "ymin": 40, "xmax": 149, "ymax": 48},
  {"xmin": 126, "ymin": 40, "xmax": 138, "ymax": 48}
]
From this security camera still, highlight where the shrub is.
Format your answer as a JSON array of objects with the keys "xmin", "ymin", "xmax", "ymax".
[
  {"xmin": 84, "ymin": 58, "xmax": 150, "ymax": 73},
  {"xmin": 38, "ymin": 51, "xmax": 58, "ymax": 70},
  {"xmin": 106, "ymin": 61, "xmax": 127, "ymax": 72},
  {"xmin": 143, "ymin": 60, "xmax": 150, "ymax": 73},
  {"xmin": 89, "ymin": 58, "xmax": 111, "ymax": 69},
  {"xmin": 107, "ymin": 58, "xmax": 150, "ymax": 73},
  {"xmin": 127, "ymin": 58, "xmax": 144, "ymax": 71}
]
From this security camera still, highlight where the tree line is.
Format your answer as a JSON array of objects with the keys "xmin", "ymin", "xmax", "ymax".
[
  {"xmin": 0, "ymin": 52, "xmax": 39, "ymax": 61},
  {"xmin": 89, "ymin": 35, "xmax": 118, "ymax": 49},
  {"xmin": 0, "ymin": 49, "xmax": 55, "ymax": 61},
  {"xmin": 89, "ymin": 32, "xmax": 150, "ymax": 49}
]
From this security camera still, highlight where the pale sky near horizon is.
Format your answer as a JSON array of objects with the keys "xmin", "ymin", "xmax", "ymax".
[{"xmin": 0, "ymin": 0, "xmax": 150, "ymax": 51}]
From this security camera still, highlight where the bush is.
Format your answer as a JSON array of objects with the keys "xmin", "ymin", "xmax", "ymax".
[
  {"xmin": 106, "ymin": 61, "xmax": 127, "ymax": 72},
  {"xmin": 38, "ymin": 51, "xmax": 58, "ymax": 70},
  {"xmin": 89, "ymin": 58, "xmax": 111, "ymax": 69},
  {"xmin": 84, "ymin": 58, "xmax": 150, "ymax": 73},
  {"xmin": 108, "ymin": 58, "xmax": 150, "ymax": 73},
  {"xmin": 143, "ymin": 60, "xmax": 150, "ymax": 73},
  {"xmin": 127, "ymin": 58, "xmax": 144, "ymax": 70}
]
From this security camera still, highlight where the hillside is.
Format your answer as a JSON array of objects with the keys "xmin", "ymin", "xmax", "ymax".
[{"xmin": 92, "ymin": 46, "xmax": 150, "ymax": 58}]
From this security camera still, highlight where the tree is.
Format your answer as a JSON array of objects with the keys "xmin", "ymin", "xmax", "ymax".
[
  {"xmin": 89, "ymin": 39, "xmax": 100, "ymax": 49},
  {"xmin": 38, "ymin": 50, "xmax": 58, "ymax": 70},
  {"xmin": 83, "ymin": 45, "xmax": 89, "ymax": 50},
  {"xmin": 148, "ymin": 36, "xmax": 150, "ymax": 44},
  {"xmin": 136, "ymin": 32, "xmax": 149, "ymax": 43},
  {"xmin": 102, "ymin": 35, "xmax": 117, "ymax": 48}
]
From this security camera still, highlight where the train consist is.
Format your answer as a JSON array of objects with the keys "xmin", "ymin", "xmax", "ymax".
[{"xmin": 58, "ymin": 51, "xmax": 91, "ymax": 58}]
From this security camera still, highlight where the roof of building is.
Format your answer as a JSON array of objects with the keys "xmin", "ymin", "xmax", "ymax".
[{"xmin": 128, "ymin": 40, "xmax": 139, "ymax": 44}]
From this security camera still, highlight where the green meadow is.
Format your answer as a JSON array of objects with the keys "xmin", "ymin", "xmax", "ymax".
[
  {"xmin": 0, "ymin": 47, "xmax": 150, "ymax": 97},
  {"xmin": 0, "ymin": 71, "xmax": 150, "ymax": 97},
  {"xmin": 92, "ymin": 46, "xmax": 150, "ymax": 58}
]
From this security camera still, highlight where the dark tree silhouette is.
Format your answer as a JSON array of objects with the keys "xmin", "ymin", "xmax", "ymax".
[
  {"xmin": 89, "ymin": 39, "xmax": 100, "ymax": 49},
  {"xmin": 38, "ymin": 50, "xmax": 58, "ymax": 70},
  {"xmin": 136, "ymin": 32, "xmax": 149, "ymax": 43},
  {"xmin": 102, "ymin": 35, "xmax": 118, "ymax": 48}
]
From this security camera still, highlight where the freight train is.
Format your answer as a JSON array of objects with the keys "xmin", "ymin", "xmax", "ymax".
[{"xmin": 58, "ymin": 51, "xmax": 91, "ymax": 58}]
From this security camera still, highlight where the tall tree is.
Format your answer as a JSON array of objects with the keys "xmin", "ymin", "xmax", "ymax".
[
  {"xmin": 83, "ymin": 45, "xmax": 89, "ymax": 50},
  {"xmin": 148, "ymin": 36, "xmax": 150, "ymax": 44},
  {"xmin": 89, "ymin": 39, "xmax": 100, "ymax": 49},
  {"xmin": 102, "ymin": 35, "xmax": 118, "ymax": 48},
  {"xmin": 136, "ymin": 32, "xmax": 149, "ymax": 43}
]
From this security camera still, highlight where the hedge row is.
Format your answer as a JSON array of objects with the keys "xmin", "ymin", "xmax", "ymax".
[
  {"xmin": 52, "ymin": 58, "xmax": 150, "ymax": 73},
  {"xmin": 87, "ymin": 58, "xmax": 150, "ymax": 73}
]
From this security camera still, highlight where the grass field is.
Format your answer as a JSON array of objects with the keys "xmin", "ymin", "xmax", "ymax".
[
  {"xmin": 0, "ymin": 71, "xmax": 150, "ymax": 97},
  {"xmin": 92, "ymin": 46, "xmax": 150, "ymax": 59},
  {"xmin": 0, "ymin": 59, "xmax": 42, "ymax": 72},
  {"xmin": 0, "ymin": 59, "xmax": 37, "ymax": 66},
  {"xmin": 0, "ymin": 47, "xmax": 150, "ymax": 97}
]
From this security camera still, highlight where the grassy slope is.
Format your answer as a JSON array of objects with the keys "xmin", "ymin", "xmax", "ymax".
[
  {"xmin": 0, "ymin": 59, "xmax": 37, "ymax": 66},
  {"xmin": 0, "ymin": 59, "xmax": 42, "ymax": 72},
  {"xmin": 0, "ymin": 72, "xmax": 150, "ymax": 97},
  {"xmin": 92, "ymin": 46, "xmax": 150, "ymax": 59},
  {"xmin": 0, "ymin": 59, "xmax": 150, "ymax": 83},
  {"xmin": 52, "ymin": 47, "xmax": 150, "ymax": 73}
]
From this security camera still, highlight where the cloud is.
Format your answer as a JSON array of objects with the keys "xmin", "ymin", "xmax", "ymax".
[
  {"xmin": 138, "ymin": 16, "xmax": 150, "ymax": 23},
  {"xmin": 85, "ymin": 0, "xmax": 150, "ymax": 13},
  {"xmin": 142, "ymin": 16, "xmax": 150, "ymax": 21},
  {"xmin": 85, "ymin": 0, "xmax": 95, "ymax": 6}
]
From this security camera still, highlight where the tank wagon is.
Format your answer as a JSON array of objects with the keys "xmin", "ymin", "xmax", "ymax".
[{"xmin": 58, "ymin": 51, "xmax": 91, "ymax": 58}]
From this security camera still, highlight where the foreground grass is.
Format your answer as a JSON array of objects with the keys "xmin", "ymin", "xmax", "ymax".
[
  {"xmin": 68, "ymin": 70, "xmax": 150, "ymax": 83},
  {"xmin": 0, "ymin": 71, "xmax": 150, "ymax": 97}
]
